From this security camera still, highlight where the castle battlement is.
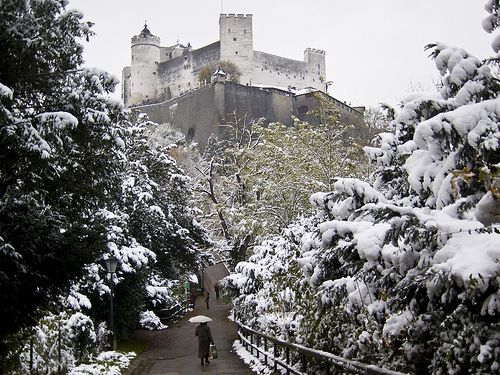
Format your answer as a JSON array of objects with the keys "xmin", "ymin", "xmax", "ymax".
[
  {"xmin": 220, "ymin": 13, "xmax": 253, "ymax": 19},
  {"xmin": 305, "ymin": 47, "xmax": 325, "ymax": 55},
  {"xmin": 131, "ymin": 34, "xmax": 161, "ymax": 46}
]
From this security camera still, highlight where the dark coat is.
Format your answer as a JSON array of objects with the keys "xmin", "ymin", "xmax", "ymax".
[{"xmin": 195, "ymin": 323, "xmax": 213, "ymax": 358}]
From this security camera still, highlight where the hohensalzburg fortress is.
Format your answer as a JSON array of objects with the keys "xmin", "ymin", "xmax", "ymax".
[{"xmin": 121, "ymin": 13, "xmax": 327, "ymax": 107}]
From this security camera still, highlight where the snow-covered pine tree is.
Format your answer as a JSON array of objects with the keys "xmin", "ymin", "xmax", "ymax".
[
  {"xmin": 0, "ymin": 2, "xmax": 210, "ymax": 371},
  {"xmin": 71, "ymin": 113, "xmax": 210, "ymax": 339},
  {"xmin": 0, "ymin": 0, "xmax": 124, "ymax": 344},
  {"xmin": 224, "ymin": 4, "xmax": 500, "ymax": 374}
]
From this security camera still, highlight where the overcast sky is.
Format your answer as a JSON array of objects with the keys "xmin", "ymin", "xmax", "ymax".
[{"xmin": 68, "ymin": 0, "xmax": 497, "ymax": 109}]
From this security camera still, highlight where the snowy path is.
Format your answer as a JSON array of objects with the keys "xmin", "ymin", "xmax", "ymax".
[{"xmin": 124, "ymin": 262, "xmax": 255, "ymax": 375}]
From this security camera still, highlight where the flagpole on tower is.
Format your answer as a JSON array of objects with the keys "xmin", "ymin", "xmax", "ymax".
[{"xmin": 221, "ymin": 0, "xmax": 223, "ymax": 13}]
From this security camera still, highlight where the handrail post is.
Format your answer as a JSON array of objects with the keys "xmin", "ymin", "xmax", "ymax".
[
  {"xmin": 264, "ymin": 338, "xmax": 268, "ymax": 366},
  {"xmin": 243, "ymin": 327, "xmax": 247, "ymax": 350},
  {"xmin": 324, "ymin": 361, "xmax": 329, "ymax": 375},
  {"xmin": 286, "ymin": 347, "xmax": 290, "ymax": 375},
  {"xmin": 256, "ymin": 336, "xmax": 259, "ymax": 359},
  {"xmin": 250, "ymin": 332, "xmax": 253, "ymax": 355},
  {"xmin": 301, "ymin": 353, "xmax": 307, "ymax": 372},
  {"xmin": 273, "ymin": 342, "xmax": 278, "ymax": 372}
]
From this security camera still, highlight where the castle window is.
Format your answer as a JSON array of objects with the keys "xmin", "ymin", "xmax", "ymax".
[
  {"xmin": 228, "ymin": 28, "xmax": 231, "ymax": 33},
  {"xmin": 187, "ymin": 127, "xmax": 195, "ymax": 141},
  {"xmin": 235, "ymin": 51, "xmax": 238, "ymax": 54},
  {"xmin": 298, "ymin": 105, "xmax": 308, "ymax": 115},
  {"xmin": 233, "ymin": 37, "xmax": 237, "ymax": 41}
]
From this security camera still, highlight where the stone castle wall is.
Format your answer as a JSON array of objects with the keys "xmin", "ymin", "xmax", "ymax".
[
  {"xmin": 133, "ymin": 81, "xmax": 364, "ymax": 151},
  {"xmin": 156, "ymin": 42, "xmax": 220, "ymax": 101},
  {"xmin": 252, "ymin": 49, "xmax": 326, "ymax": 90}
]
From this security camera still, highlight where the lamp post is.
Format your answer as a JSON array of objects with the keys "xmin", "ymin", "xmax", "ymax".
[{"xmin": 105, "ymin": 257, "xmax": 119, "ymax": 350}]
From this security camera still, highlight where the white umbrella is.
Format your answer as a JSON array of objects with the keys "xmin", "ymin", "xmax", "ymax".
[{"xmin": 188, "ymin": 315, "xmax": 213, "ymax": 323}]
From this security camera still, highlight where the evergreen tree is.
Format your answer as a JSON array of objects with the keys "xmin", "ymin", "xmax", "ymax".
[
  {"xmin": 0, "ymin": 0, "xmax": 124, "ymax": 342},
  {"xmin": 0, "ymin": 2, "xmax": 210, "ymax": 370}
]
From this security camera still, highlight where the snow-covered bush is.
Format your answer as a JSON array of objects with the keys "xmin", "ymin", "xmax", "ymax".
[
  {"xmin": 2, "ymin": 311, "xmax": 108, "ymax": 374},
  {"xmin": 68, "ymin": 351, "xmax": 136, "ymax": 375},
  {"xmin": 139, "ymin": 311, "xmax": 167, "ymax": 330},
  {"xmin": 224, "ymin": 40, "xmax": 500, "ymax": 374}
]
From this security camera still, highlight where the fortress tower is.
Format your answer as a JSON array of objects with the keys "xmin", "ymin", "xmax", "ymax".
[
  {"xmin": 219, "ymin": 14, "xmax": 254, "ymax": 85},
  {"xmin": 128, "ymin": 23, "xmax": 161, "ymax": 106},
  {"xmin": 304, "ymin": 48, "xmax": 326, "ymax": 80}
]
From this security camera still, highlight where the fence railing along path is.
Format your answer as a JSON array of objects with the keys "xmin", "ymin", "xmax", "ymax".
[{"xmin": 237, "ymin": 323, "xmax": 409, "ymax": 375}]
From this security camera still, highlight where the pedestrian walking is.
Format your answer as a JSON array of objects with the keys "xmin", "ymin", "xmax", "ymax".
[
  {"xmin": 189, "ymin": 292, "xmax": 196, "ymax": 308},
  {"xmin": 195, "ymin": 322, "xmax": 214, "ymax": 365},
  {"xmin": 214, "ymin": 283, "xmax": 220, "ymax": 298},
  {"xmin": 205, "ymin": 292, "xmax": 210, "ymax": 309}
]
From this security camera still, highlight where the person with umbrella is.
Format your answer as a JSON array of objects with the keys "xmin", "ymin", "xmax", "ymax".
[{"xmin": 190, "ymin": 315, "xmax": 215, "ymax": 365}]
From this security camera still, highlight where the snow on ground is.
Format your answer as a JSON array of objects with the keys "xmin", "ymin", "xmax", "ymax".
[{"xmin": 68, "ymin": 351, "xmax": 136, "ymax": 375}]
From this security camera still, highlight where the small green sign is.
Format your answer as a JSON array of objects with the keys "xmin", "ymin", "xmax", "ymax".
[{"xmin": 184, "ymin": 282, "xmax": 189, "ymax": 289}]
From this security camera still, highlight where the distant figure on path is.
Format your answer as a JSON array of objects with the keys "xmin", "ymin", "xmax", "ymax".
[
  {"xmin": 205, "ymin": 292, "xmax": 210, "ymax": 309},
  {"xmin": 195, "ymin": 322, "xmax": 214, "ymax": 365},
  {"xmin": 214, "ymin": 283, "xmax": 220, "ymax": 298},
  {"xmin": 189, "ymin": 292, "xmax": 196, "ymax": 308}
]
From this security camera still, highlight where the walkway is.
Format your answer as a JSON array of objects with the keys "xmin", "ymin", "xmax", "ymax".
[{"xmin": 124, "ymin": 262, "xmax": 255, "ymax": 375}]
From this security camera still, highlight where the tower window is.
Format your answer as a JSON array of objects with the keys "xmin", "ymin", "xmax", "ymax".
[
  {"xmin": 235, "ymin": 51, "xmax": 238, "ymax": 54},
  {"xmin": 233, "ymin": 37, "xmax": 237, "ymax": 41}
]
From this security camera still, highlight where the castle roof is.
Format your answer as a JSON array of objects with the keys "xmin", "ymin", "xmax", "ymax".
[{"xmin": 140, "ymin": 22, "xmax": 151, "ymax": 35}]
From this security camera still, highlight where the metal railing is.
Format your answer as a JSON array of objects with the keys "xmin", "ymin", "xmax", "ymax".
[
  {"xmin": 154, "ymin": 299, "xmax": 190, "ymax": 323},
  {"xmin": 237, "ymin": 323, "xmax": 408, "ymax": 375}
]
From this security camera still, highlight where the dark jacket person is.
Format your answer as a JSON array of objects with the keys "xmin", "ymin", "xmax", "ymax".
[{"xmin": 195, "ymin": 322, "xmax": 214, "ymax": 365}]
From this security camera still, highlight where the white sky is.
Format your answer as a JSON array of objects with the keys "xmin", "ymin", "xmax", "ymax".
[{"xmin": 68, "ymin": 0, "xmax": 497, "ymax": 108}]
